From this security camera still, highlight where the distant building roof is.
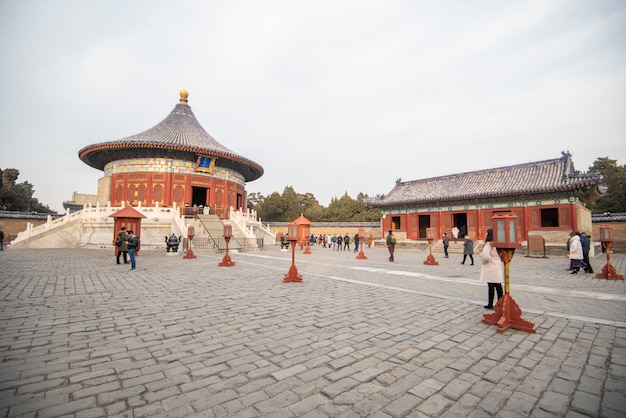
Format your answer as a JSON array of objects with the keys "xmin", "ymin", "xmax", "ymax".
[
  {"xmin": 592, "ymin": 212, "xmax": 626, "ymax": 223},
  {"xmin": 367, "ymin": 152, "xmax": 604, "ymax": 207},
  {"xmin": 0, "ymin": 211, "xmax": 62, "ymax": 220},
  {"xmin": 78, "ymin": 90, "xmax": 263, "ymax": 182}
]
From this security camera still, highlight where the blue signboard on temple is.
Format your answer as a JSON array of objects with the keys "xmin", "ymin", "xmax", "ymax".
[{"xmin": 195, "ymin": 155, "xmax": 215, "ymax": 173}]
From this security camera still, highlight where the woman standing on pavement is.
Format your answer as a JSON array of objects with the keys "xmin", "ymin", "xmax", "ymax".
[
  {"xmin": 568, "ymin": 231, "xmax": 586, "ymax": 274},
  {"xmin": 116, "ymin": 226, "xmax": 129, "ymax": 264},
  {"xmin": 480, "ymin": 228, "xmax": 503, "ymax": 310}
]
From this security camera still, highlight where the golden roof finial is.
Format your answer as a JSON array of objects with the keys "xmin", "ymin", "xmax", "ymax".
[{"xmin": 179, "ymin": 90, "xmax": 189, "ymax": 104}]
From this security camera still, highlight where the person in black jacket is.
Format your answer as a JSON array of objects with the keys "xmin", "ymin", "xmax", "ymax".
[
  {"xmin": 127, "ymin": 230, "xmax": 139, "ymax": 270},
  {"xmin": 442, "ymin": 232, "xmax": 450, "ymax": 258},
  {"xmin": 461, "ymin": 235, "xmax": 474, "ymax": 265},
  {"xmin": 580, "ymin": 232, "xmax": 593, "ymax": 273}
]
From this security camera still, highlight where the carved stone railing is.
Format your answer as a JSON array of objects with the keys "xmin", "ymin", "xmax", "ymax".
[
  {"xmin": 11, "ymin": 201, "xmax": 188, "ymax": 245},
  {"xmin": 229, "ymin": 206, "xmax": 276, "ymax": 242}
]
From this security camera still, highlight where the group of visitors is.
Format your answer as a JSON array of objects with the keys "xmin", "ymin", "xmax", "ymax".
[
  {"xmin": 479, "ymin": 228, "xmax": 596, "ymax": 311},
  {"xmin": 308, "ymin": 233, "xmax": 375, "ymax": 252},
  {"xmin": 109, "ymin": 221, "xmax": 601, "ymax": 314},
  {"xmin": 115, "ymin": 226, "xmax": 139, "ymax": 270},
  {"xmin": 444, "ymin": 229, "xmax": 476, "ymax": 264},
  {"xmin": 567, "ymin": 231, "xmax": 593, "ymax": 274}
]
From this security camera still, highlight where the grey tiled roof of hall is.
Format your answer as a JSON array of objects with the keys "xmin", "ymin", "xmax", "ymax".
[
  {"xmin": 78, "ymin": 93, "xmax": 263, "ymax": 182},
  {"xmin": 592, "ymin": 212, "xmax": 626, "ymax": 222},
  {"xmin": 367, "ymin": 152, "xmax": 602, "ymax": 207}
]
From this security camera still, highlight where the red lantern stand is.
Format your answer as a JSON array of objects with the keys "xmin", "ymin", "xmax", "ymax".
[
  {"xmin": 423, "ymin": 227, "xmax": 439, "ymax": 265},
  {"xmin": 483, "ymin": 213, "xmax": 535, "ymax": 333},
  {"xmin": 291, "ymin": 214, "xmax": 312, "ymax": 255},
  {"xmin": 183, "ymin": 225, "xmax": 197, "ymax": 259},
  {"xmin": 284, "ymin": 222, "xmax": 303, "ymax": 283},
  {"xmin": 595, "ymin": 225, "xmax": 624, "ymax": 280},
  {"xmin": 218, "ymin": 224, "xmax": 235, "ymax": 267},
  {"xmin": 357, "ymin": 227, "xmax": 367, "ymax": 259}
]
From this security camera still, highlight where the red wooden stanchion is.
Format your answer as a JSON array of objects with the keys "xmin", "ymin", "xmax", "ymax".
[{"xmin": 482, "ymin": 214, "xmax": 535, "ymax": 333}]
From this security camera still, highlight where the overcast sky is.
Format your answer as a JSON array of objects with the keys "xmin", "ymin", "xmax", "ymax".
[{"xmin": 1, "ymin": 1, "xmax": 625, "ymax": 213}]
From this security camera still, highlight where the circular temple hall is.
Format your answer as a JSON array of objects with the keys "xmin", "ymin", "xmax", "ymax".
[{"xmin": 78, "ymin": 90, "xmax": 263, "ymax": 218}]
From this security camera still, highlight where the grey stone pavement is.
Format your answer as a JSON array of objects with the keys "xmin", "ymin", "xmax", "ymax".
[{"xmin": 0, "ymin": 244, "xmax": 625, "ymax": 418}]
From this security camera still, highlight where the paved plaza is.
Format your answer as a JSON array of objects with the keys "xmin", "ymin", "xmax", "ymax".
[{"xmin": 0, "ymin": 244, "xmax": 625, "ymax": 417}]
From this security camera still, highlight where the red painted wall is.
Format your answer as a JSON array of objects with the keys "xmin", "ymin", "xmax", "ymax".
[{"xmin": 110, "ymin": 172, "xmax": 245, "ymax": 219}]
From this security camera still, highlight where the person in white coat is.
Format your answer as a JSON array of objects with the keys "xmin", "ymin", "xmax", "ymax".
[
  {"xmin": 480, "ymin": 229, "xmax": 503, "ymax": 309},
  {"xmin": 568, "ymin": 232, "xmax": 586, "ymax": 274}
]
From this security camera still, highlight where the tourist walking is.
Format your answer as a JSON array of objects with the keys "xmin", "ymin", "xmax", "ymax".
[
  {"xmin": 480, "ymin": 229, "xmax": 503, "ymax": 309},
  {"xmin": 568, "ymin": 232, "xmax": 586, "ymax": 274},
  {"xmin": 127, "ymin": 230, "xmax": 139, "ymax": 270},
  {"xmin": 386, "ymin": 230, "xmax": 396, "ymax": 262},
  {"xmin": 336, "ymin": 235, "xmax": 343, "ymax": 251},
  {"xmin": 442, "ymin": 232, "xmax": 450, "ymax": 258},
  {"xmin": 452, "ymin": 226, "xmax": 460, "ymax": 243},
  {"xmin": 461, "ymin": 235, "xmax": 474, "ymax": 265},
  {"xmin": 343, "ymin": 233, "xmax": 350, "ymax": 251},
  {"xmin": 354, "ymin": 233, "xmax": 359, "ymax": 253},
  {"xmin": 116, "ymin": 226, "xmax": 129, "ymax": 264},
  {"xmin": 580, "ymin": 232, "xmax": 593, "ymax": 273}
]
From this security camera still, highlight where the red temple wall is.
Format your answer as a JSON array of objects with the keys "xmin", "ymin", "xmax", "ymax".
[
  {"xmin": 110, "ymin": 172, "xmax": 245, "ymax": 219},
  {"xmin": 382, "ymin": 202, "xmax": 580, "ymax": 244}
]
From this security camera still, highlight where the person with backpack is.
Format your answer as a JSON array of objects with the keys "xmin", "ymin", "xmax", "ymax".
[
  {"xmin": 116, "ymin": 226, "xmax": 129, "ymax": 265},
  {"xmin": 336, "ymin": 234, "xmax": 343, "ymax": 251},
  {"xmin": 580, "ymin": 232, "xmax": 593, "ymax": 273},
  {"xmin": 343, "ymin": 233, "xmax": 350, "ymax": 251},
  {"xmin": 386, "ymin": 230, "xmax": 396, "ymax": 262}
]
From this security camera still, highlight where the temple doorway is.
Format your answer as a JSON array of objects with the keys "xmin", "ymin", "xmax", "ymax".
[
  {"xmin": 418, "ymin": 215, "xmax": 431, "ymax": 239},
  {"xmin": 192, "ymin": 186, "xmax": 208, "ymax": 207},
  {"xmin": 453, "ymin": 213, "xmax": 468, "ymax": 238}
]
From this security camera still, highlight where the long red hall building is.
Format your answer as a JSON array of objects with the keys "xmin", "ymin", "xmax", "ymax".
[{"xmin": 367, "ymin": 152, "xmax": 604, "ymax": 244}]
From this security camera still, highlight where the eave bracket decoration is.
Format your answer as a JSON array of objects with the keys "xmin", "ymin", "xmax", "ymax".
[{"xmin": 195, "ymin": 155, "xmax": 216, "ymax": 174}]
